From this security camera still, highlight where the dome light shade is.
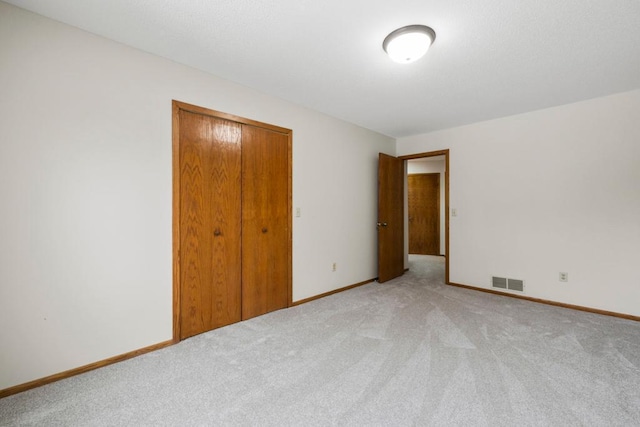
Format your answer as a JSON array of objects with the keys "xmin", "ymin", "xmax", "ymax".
[{"xmin": 383, "ymin": 25, "xmax": 436, "ymax": 64}]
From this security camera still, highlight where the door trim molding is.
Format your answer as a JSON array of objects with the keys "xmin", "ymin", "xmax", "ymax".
[
  {"xmin": 399, "ymin": 150, "xmax": 450, "ymax": 284},
  {"xmin": 172, "ymin": 100, "xmax": 292, "ymax": 342}
]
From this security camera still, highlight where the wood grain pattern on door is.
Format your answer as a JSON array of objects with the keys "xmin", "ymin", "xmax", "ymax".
[
  {"xmin": 178, "ymin": 110, "xmax": 242, "ymax": 340},
  {"xmin": 173, "ymin": 100, "xmax": 292, "ymax": 342},
  {"xmin": 408, "ymin": 173, "xmax": 440, "ymax": 255},
  {"xmin": 377, "ymin": 153, "xmax": 405, "ymax": 283},
  {"xmin": 241, "ymin": 125, "xmax": 290, "ymax": 319}
]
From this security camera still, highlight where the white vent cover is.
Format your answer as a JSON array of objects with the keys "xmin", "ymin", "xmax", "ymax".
[
  {"xmin": 492, "ymin": 276, "xmax": 507, "ymax": 289},
  {"xmin": 507, "ymin": 278, "xmax": 524, "ymax": 292},
  {"xmin": 492, "ymin": 276, "xmax": 524, "ymax": 292}
]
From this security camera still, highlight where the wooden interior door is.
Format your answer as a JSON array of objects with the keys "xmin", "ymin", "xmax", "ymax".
[
  {"xmin": 408, "ymin": 173, "xmax": 440, "ymax": 255},
  {"xmin": 377, "ymin": 153, "xmax": 405, "ymax": 283},
  {"xmin": 178, "ymin": 110, "xmax": 242, "ymax": 340},
  {"xmin": 241, "ymin": 125, "xmax": 290, "ymax": 319}
]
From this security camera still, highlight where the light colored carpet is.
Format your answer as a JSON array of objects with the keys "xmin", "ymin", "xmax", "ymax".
[{"xmin": 2, "ymin": 255, "xmax": 639, "ymax": 426}]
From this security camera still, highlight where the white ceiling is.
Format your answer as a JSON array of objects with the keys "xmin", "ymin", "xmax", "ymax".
[{"xmin": 6, "ymin": 0, "xmax": 640, "ymax": 138}]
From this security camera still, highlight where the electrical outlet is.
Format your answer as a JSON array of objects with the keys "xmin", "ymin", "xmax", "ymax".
[
  {"xmin": 332, "ymin": 262, "xmax": 337, "ymax": 272},
  {"xmin": 295, "ymin": 207, "xmax": 301, "ymax": 217},
  {"xmin": 559, "ymin": 272, "xmax": 568, "ymax": 282}
]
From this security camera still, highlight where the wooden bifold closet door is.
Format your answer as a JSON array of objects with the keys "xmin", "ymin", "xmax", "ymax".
[
  {"xmin": 241, "ymin": 125, "xmax": 290, "ymax": 319},
  {"xmin": 173, "ymin": 101, "xmax": 291, "ymax": 341}
]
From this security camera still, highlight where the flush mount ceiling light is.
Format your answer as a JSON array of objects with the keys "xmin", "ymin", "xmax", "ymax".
[{"xmin": 383, "ymin": 25, "xmax": 436, "ymax": 64}]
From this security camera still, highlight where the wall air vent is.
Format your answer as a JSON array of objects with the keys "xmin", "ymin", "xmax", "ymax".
[
  {"xmin": 492, "ymin": 276, "xmax": 524, "ymax": 292},
  {"xmin": 507, "ymin": 278, "xmax": 524, "ymax": 292},
  {"xmin": 492, "ymin": 276, "xmax": 507, "ymax": 289}
]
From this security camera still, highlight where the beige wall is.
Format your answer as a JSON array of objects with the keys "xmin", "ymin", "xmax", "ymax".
[
  {"xmin": 0, "ymin": 2, "xmax": 395, "ymax": 390},
  {"xmin": 397, "ymin": 89, "xmax": 640, "ymax": 317}
]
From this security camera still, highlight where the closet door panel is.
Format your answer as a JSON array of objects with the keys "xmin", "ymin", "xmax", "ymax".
[
  {"xmin": 241, "ymin": 125, "xmax": 289, "ymax": 319},
  {"xmin": 179, "ymin": 111, "xmax": 242, "ymax": 339}
]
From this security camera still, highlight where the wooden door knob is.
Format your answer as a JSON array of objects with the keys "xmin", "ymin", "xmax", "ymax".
[
  {"xmin": 214, "ymin": 229, "xmax": 222, "ymax": 236},
  {"xmin": 262, "ymin": 227, "xmax": 268, "ymax": 233}
]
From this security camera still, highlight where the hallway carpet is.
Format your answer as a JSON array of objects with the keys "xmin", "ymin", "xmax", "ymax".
[{"xmin": 2, "ymin": 256, "xmax": 639, "ymax": 426}]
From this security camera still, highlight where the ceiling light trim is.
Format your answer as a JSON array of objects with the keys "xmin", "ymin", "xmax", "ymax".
[{"xmin": 383, "ymin": 24, "xmax": 436, "ymax": 64}]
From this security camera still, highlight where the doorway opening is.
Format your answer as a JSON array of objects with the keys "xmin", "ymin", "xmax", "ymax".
[{"xmin": 399, "ymin": 150, "xmax": 449, "ymax": 284}]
